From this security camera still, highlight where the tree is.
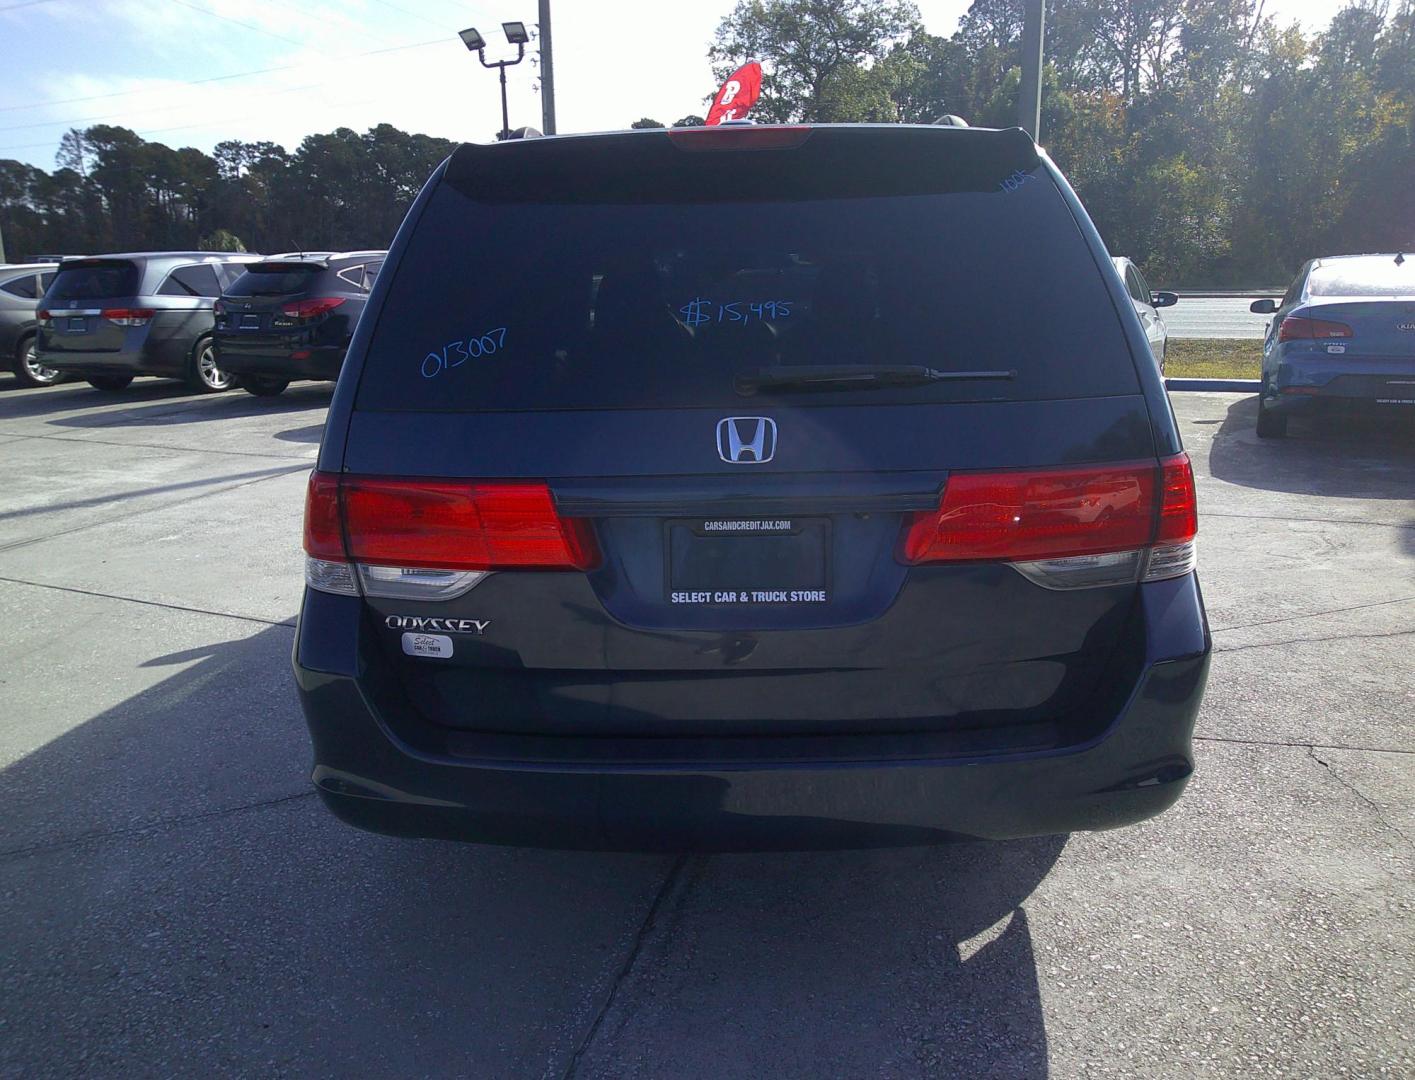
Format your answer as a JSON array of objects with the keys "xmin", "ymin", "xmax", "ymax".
[
  {"xmin": 200, "ymin": 228, "xmax": 246, "ymax": 252},
  {"xmin": 673, "ymin": 114, "xmax": 707, "ymax": 126},
  {"xmin": 710, "ymin": 0, "xmax": 922, "ymax": 121},
  {"xmin": 630, "ymin": 117, "xmax": 666, "ymax": 128}
]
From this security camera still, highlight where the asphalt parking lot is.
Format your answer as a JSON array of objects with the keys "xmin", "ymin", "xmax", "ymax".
[{"xmin": 0, "ymin": 376, "xmax": 1411, "ymax": 1079}]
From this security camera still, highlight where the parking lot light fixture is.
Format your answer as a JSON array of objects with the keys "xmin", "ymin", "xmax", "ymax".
[{"xmin": 459, "ymin": 22, "xmax": 528, "ymax": 141}]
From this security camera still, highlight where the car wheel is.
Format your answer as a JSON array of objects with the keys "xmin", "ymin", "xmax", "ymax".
[
  {"xmin": 87, "ymin": 374, "xmax": 135, "ymax": 391},
  {"xmin": 12, "ymin": 336, "xmax": 65, "ymax": 388},
  {"xmin": 186, "ymin": 337, "xmax": 232, "ymax": 393},
  {"xmin": 243, "ymin": 376, "xmax": 290, "ymax": 397},
  {"xmin": 1255, "ymin": 384, "xmax": 1287, "ymax": 439}
]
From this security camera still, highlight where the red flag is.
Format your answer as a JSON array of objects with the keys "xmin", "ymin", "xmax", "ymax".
[{"xmin": 705, "ymin": 61, "xmax": 762, "ymax": 126}]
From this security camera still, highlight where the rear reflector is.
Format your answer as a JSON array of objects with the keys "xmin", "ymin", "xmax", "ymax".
[
  {"xmin": 666, "ymin": 125, "xmax": 813, "ymax": 151},
  {"xmin": 900, "ymin": 454, "xmax": 1198, "ymax": 587},
  {"xmin": 303, "ymin": 472, "xmax": 599, "ymax": 574},
  {"xmin": 1278, "ymin": 316, "xmax": 1352, "ymax": 341}
]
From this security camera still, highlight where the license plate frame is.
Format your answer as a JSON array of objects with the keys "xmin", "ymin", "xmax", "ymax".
[
  {"xmin": 664, "ymin": 517, "xmax": 832, "ymax": 607},
  {"xmin": 66, "ymin": 317, "xmax": 87, "ymax": 332},
  {"xmin": 240, "ymin": 314, "xmax": 261, "ymax": 329}
]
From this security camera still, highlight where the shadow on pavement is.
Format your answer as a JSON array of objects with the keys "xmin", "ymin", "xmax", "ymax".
[
  {"xmin": 1, "ymin": 622, "xmax": 1065, "ymax": 1077},
  {"xmin": 1207, "ymin": 395, "xmax": 1415, "ymax": 499},
  {"xmin": 0, "ymin": 378, "xmax": 196, "ymax": 417},
  {"xmin": 586, "ymin": 836, "xmax": 1065, "ymax": 1077},
  {"xmin": 42, "ymin": 386, "xmax": 333, "ymax": 429},
  {"xmin": 274, "ymin": 422, "xmax": 325, "ymax": 444},
  {"xmin": 0, "ymin": 462, "xmax": 308, "ymax": 522}
]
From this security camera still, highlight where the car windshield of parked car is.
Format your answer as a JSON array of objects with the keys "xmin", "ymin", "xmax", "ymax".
[
  {"xmin": 44, "ymin": 261, "xmax": 139, "ymax": 302},
  {"xmin": 356, "ymin": 172, "xmax": 1140, "ymax": 413},
  {"xmin": 1308, "ymin": 259, "xmax": 1414, "ymax": 298}
]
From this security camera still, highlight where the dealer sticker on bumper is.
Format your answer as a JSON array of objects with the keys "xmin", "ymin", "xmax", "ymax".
[{"xmin": 402, "ymin": 632, "xmax": 453, "ymax": 659}]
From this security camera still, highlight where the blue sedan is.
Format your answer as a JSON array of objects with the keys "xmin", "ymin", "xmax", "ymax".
[{"xmin": 1251, "ymin": 253, "xmax": 1415, "ymax": 437}]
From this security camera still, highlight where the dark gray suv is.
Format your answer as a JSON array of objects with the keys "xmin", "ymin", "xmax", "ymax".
[
  {"xmin": 1, "ymin": 262, "xmax": 60, "ymax": 386},
  {"xmin": 37, "ymin": 252, "xmax": 261, "ymax": 392}
]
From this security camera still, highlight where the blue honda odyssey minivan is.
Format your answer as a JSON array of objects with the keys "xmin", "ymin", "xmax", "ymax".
[{"xmin": 294, "ymin": 124, "xmax": 1210, "ymax": 850}]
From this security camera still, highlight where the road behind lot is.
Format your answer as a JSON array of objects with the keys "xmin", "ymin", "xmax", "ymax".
[
  {"xmin": 0, "ymin": 377, "xmax": 1411, "ymax": 1078},
  {"xmin": 1163, "ymin": 297, "xmax": 1270, "ymax": 339}
]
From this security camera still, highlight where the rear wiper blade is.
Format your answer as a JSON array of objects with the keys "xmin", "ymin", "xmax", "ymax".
[{"xmin": 735, "ymin": 364, "xmax": 1015, "ymax": 395}]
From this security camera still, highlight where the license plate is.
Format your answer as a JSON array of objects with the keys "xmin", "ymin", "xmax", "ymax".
[
  {"xmin": 67, "ymin": 317, "xmax": 87, "ymax": 332},
  {"xmin": 667, "ymin": 518, "xmax": 830, "ymax": 606},
  {"xmin": 240, "ymin": 314, "xmax": 260, "ymax": 329}
]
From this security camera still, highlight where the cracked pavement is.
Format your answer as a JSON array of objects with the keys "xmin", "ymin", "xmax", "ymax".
[{"xmin": 0, "ymin": 379, "xmax": 1411, "ymax": 1078}]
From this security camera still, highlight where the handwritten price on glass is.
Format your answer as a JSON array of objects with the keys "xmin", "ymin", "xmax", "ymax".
[
  {"xmin": 678, "ymin": 298, "xmax": 793, "ymax": 328},
  {"xmin": 421, "ymin": 327, "xmax": 507, "ymax": 379}
]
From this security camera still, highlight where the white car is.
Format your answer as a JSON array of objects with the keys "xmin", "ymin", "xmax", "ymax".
[{"xmin": 1112, "ymin": 256, "xmax": 1178, "ymax": 371}]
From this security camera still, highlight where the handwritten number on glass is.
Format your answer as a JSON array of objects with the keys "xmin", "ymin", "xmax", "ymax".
[
  {"xmin": 422, "ymin": 327, "xmax": 507, "ymax": 379},
  {"xmin": 678, "ymin": 299, "xmax": 792, "ymax": 327},
  {"xmin": 998, "ymin": 170, "xmax": 1036, "ymax": 193}
]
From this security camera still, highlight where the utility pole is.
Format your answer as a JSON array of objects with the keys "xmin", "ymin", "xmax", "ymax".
[
  {"xmin": 0, "ymin": 218, "xmax": 7, "ymax": 264},
  {"xmin": 1017, "ymin": 0, "xmax": 1046, "ymax": 141},
  {"xmin": 538, "ymin": 0, "xmax": 556, "ymax": 135}
]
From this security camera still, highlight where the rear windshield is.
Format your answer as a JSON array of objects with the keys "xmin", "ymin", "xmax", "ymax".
[
  {"xmin": 225, "ymin": 264, "xmax": 321, "ymax": 297},
  {"xmin": 1308, "ymin": 259, "xmax": 1413, "ymax": 298},
  {"xmin": 356, "ymin": 151, "xmax": 1138, "ymax": 412},
  {"xmin": 45, "ymin": 261, "xmax": 139, "ymax": 303}
]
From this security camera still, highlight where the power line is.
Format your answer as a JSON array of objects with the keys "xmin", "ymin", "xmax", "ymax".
[
  {"xmin": 0, "ymin": 78, "xmax": 337, "ymax": 135},
  {"xmin": 0, "ymin": 35, "xmax": 449, "ymax": 115},
  {"xmin": 363, "ymin": 0, "xmax": 461, "ymax": 33},
  {"xmin": 165, "ymin": 0, "xmax": 310, "ymax": 48},
  {"xmin": 0, "ymin": 91, "xmax": 389, "ymax": 156}
]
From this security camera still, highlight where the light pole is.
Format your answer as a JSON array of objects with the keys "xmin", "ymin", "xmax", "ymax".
[
  {"xmin": 460, "ymin": 22, "xmax": 530, "ymax": 141},
  {"xmin": 1017, "ymin": 0, "xmax": 1046, "ymax": 141}
]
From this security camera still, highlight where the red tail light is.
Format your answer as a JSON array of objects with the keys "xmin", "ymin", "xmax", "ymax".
[
  {"xmin": 37, "ymin": 309, "xmax": 52, "ymax": 327},
  {"xmin": 213, "ymin": 299, "xmax": 226, "ymax": 316},
  {"xmin": 900, "ymin": 454, "xmax": 1197, "ymax": 566},
  {"xmin": 666, "ymin": 125, "xmax": 813, "ymax": 151},
  {"xmin": 303, "ymin": 472, "xmax": 599, "ymax": 572},
  {"xmin": 1278, "ymin": 316, "xmax": 1352, "ymax": 342},
  {"xmin": 101, "ymin": 308, "xmax": 155, "ymax": 326},
  {"xmin": 281, "ymin": 297, "xmax": 345, "ymax": 320}
]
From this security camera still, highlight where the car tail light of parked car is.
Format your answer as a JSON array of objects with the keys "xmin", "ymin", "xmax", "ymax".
[
  {"xmin": 899, "ymin": 453, "xmax": 1197, "ymax": 588},
  {"xmin": 1278, "ymin": 315, "xmax": 1354, "ymax": 341},
  {"xmin": 280, "ymin": 297, "xmax": 346, "ymax": 320},
  {"xmin": 304, "ymin": 473, "xmax": 601, "ymax": 598}
]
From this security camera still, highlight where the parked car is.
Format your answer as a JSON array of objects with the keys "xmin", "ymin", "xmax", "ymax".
[
  {"xmin": 36, "ymin": 252, "xmax": 262, "ymax": 393},
  {"xmin": 1250, "ymin": 253, "xmax": 1415, "ymax": 437},
  {"xmin": 0, "ymin": 262, "xmax": 60, "ymax": 386},
  {"xmin": 213, "ymin": 250, "xmax": 386, "ymax": 396},
  {"xmin": 1112, "ymin": 256, "xmax": 1178, "ymax": 370},
  {"xmin": 295, "ymin": 123, "xmax": 1208, "ymax": 851}
]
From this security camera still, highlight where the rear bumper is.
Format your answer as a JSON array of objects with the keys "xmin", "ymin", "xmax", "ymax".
[
  {"xmin": 38, "ymin": 339, "xmax": 187, "ymax": 377},
  {"xmin": 1265, "ymin": 354, "xmax": 1415, "ymax": 413},
  {"xmin": 214, "ymin": 338, "xmax": 345, "ymax": 380},
  {"xmin": 293, "ymin": 577, "xmax": 1211, "ymax": 851}
]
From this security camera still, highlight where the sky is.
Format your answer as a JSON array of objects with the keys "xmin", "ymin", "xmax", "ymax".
[{"xmin": 0, "ymin": 0, "xmax": 1361, "ymax": 171}]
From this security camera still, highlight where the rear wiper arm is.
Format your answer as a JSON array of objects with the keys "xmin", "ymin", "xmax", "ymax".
[{"xmin": 735, "ymin": 364, "xmax": 1015, "ymax": 395}]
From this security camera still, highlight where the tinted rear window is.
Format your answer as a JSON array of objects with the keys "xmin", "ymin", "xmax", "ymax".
[
  {"xmin": 46, "ymin": 261, "xmax": 139, "ymax": 302},
  {"xmin": 1, "ymin": 273, "xmax": 37, "ymax": 299},
  {"xmin": 225, "ymin": 265, "xmax": 322, "ymax": 297},
  {"xmin": 1309, "ymin": 259, "xmax": 1414, "ymax": 297},
  {"xmin": 356, "ymin": 141, "xmax": 1138, "ymax": 412}
]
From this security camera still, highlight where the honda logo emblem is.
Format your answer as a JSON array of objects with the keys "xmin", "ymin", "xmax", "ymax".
[{"xmin": 716, "ymin": 417, "xmax": 777, "ymax": 464}]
